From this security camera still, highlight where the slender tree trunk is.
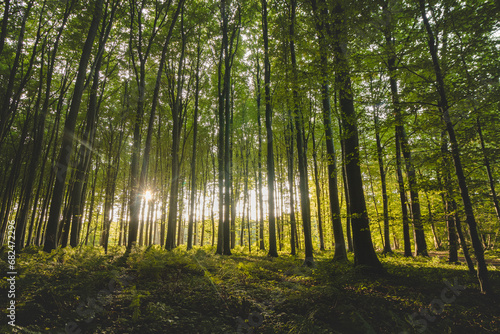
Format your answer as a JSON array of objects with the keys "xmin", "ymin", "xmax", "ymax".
[
  {"xmin": 201, "ymin": 176, "xmax": 207, "ymax": 247},
  {"xmin": 446, "ymin": 200, "xmax": 459, "ymax": 262},
  {"xmin": 395, "ymin": 132, "xmax": 412, "ymax": 257},
  {"xmin": 372, "ymin": 103, "xmax": 392, "ymax": 254},
  {"xmin": 0, "ymin": 117, "xmax": 30, "ymax": 243},
  {"xmin": 278, "ymin": 162, "xmax": 285, "ymax": 251},
  {"xmin": 262, "ymin": 0, "xmax": 278, "ymax": 258},
  {"xmin": 310, "ymin": 0, "xmax": 347, "ymax": 262},
  {"xmin": 440, "ymin": 139, "xmax": 475, "ymax": 273},
  {"xmin": 424, "ymin": 191, "xmax": 441, "ymax": 250},
  {"xmin": 248, "ymin": 187, "xmax": 252, "ymax": 252},
  {"xmin": 332, "ymin": 1, "xmax": 382, "ymax": 270},
  {"xmin": 242, "ymin": 143, "xmax": 250, "ymax": 247},
  {"xmin": 400, "ymin": 128, "xmax": 427, "ymax": 256},
  {"xmin": 187, "ymin": 42, "xmax": 201, "ymax": 251},
  {"xmin": 380, "ymin": 10, "xmax": 413, "ymax": 257},
  {"xmin": 255, "ymin": 56, "xmax": 266, "ymax": 252},
  {"xmin": 43, "ymin": 0, "xmax": 103, "ymax": 252},
  {"xmin": 419, "ymin": 0, "xmax": 490, "ymax": 294},
  {"xmin": 340, "ymin": 125, "xmax": 353, "ymax": 253},
  {"xmin": 0, "ymin": 1, "xmax": 33, "ymax": 146},
  {"xmin": 385, "ymin": 43, "xmax": 427, "ymax": 256},
  {"xmin": 452, "ymin": 199, "xmax": 475, "ymax": 274},
  {"xmin": 16, "ymin": 1, "xmax": 75, "ymax": 248},
  {"xmin": 0, "ymin": 0, "xmax": 10, "ymax": 56},
  {"xmin": 85, "ymin": 163, "xmax": 99, "ymax": 246},
  {"xmin": 289, "ymin": 0, "xmax": 313, "ymax": 265},
  {"xmin": 286, "ymin": 122, "xmax": 297, "ymax": 256},
  {"xmin": 211, "ymin": 153, "xmax": 216, "ymax": 247},
  {"xmin": 165, "ymin": 9, "xmax": 187, "ymax": 251},
  {"xmin": 476, "ymin": 118, "xmax": 500, "ymax": 226},
  {"xmin": 362, "ymin": 136, "xmax": 385, "ymax": 249},
  {"xmin": 118, "ymin": 189, "xmax": 126, "ymax": 247},
  {"xmin": 36, "ymin": 112, "xmax": 61, "ymax": 246},
  {"xmin": 312, "ymin": 130, "xmax": 325, "ymax": 251},
  {"xmin": 215, "ymin": 25, "xmax": 226, "ymax": 255},
  {"xmin": 14, "ymin": 46, "xmax": 46, "ymax": 249}
]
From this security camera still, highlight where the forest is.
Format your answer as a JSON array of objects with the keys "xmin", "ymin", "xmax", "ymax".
[{"xmin": 0, "ymin": 0, "xmax": 499, "ymax": 333}]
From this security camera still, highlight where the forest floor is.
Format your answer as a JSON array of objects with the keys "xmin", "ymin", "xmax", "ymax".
[{"xmin": 1, "ymin": 246, "xmax": 500, "ymax": 334}]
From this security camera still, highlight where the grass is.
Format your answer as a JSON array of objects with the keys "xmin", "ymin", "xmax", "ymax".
[{"xmin": 1, "ymin": 245, "xmax": 499, "ymax": 333}]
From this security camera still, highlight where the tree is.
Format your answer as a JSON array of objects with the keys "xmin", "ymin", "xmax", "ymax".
[
  {"xmin": 43, "ymin": 0, "xmax": 103, "ymax": 252},
  {"xmin": 288, "ymin": 0, "xmax": 314, "ymax": 266},
  {"xmin": 331, "ymin": 0, "xmax": 382, "ymax": 270},
  {"xmin": 310, "ymin": 0, "xmax": 347, "ymax": 261},
  {"xmin": 418, "ymin": 0, "xmax": 491, "ymax": 294},
  {"xmin": 187, "ymin": 40, "xmax": 202, "ymax": 250},
  {"xmin": 262, "ymin": 0, "xmax": 278, "ymax": 258}
]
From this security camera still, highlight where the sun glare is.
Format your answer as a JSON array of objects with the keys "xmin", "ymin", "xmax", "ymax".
[{"xmin": 144, "ymin": 190, "xmax": 152, "ymax": 202}]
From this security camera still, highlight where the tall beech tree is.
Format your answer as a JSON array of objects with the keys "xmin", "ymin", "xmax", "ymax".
[
  {"xmin": 418, "ymin": 0, "xmax": 491, "ymax": 294},
  {"xmin": 331, "ymin": 0, "xmax": 382, "ymax": 270},
  {"xmin": 14, "ymin": 0, "xmax": 75, "ymax": 250},
  {"xmin": 262, "ymin": 0, "xmax": 278, "ymax": 258},
  {"xmin": 43, "ymin": 0, "xmax": 103, "ymax": 252},
  {"xmin": 288, "ymin": 0, "xmax": 314, "ymax": 266},
  {"xmin": 310, "ymin": 0, "xmax": 347, "ymax": 261},
  {"xmin": 126, "ymin": 0, "xmax": 183, "ymax": 251},
  {"xmin": 255, "ymin": 54, "xmax": 266, "ymax": 252},
  {"xmin": 216, "ymin": 0, "xmax": 239, "ymax": 255},
  {"xmin": 187, "ymin": 41, "xmax": 202, "ymax": 251}
]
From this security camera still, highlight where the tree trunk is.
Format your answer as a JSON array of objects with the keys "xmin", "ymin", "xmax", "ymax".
[
  {"xmin": 419, "ymin": 0, "xmax": 491, "ymax": 294},
  {"xmin": 0, "ymin": 0, "xmax": 10, "ymax": 56},
  {"xmin": 332, "ymin": 1, "xmax": 382, "ymax": 271},
  {"xmin": 385, "ymin": 36, "xmax": 427, "ymax": 255},
  {"xmin": 477, "ymin": 117, "xmax": 500, "ymax": 225},
  {"xmin": 286, "ymin": 121, "xmax": 297, "ymax": 256},
  {"xmin": 340, "ymin": 125, "xmax": 353, "ymax": 253},
  {"xmin": 165, "ymin": 7, "xmax": 187, "ymax": 251},
  {"xmin": 255, "ymin": 55, "xmax": 266, "ymax": 252},
  {"xmin": 15, "ymin": 2, "xmax": 74, "ymax": 249},
  {"xmin": 395, "ymin": 132, "xmax": 412, "ymax": 257},
  {"xmin": 0, "ymin": 1, "xmax": 33, "ymax": 146},
  {"xmin": 187, "ymin": 42, "xmax": 201, "ymax": 251},
  {"xmin": 262, "ymin": 0, "xmax": 278, "ymax": 258},
  {"xmin": 43, "ymin": 0, "xmax": 103, "ymax": 252},
  {"xmin": 215, "ymin": 20, "xmax": 226, "ymax": 255},
  {"xmin": 289, "ymin": 0, "xmax": 313, "ymax": 266},
  {"xmin": 424, "ymin": 191, "xmax": 441, "ymax": 250},
  {"xmin": 310, "ymin": 0, "xmax": 347, "ymax": 263},
  {"xmin": 312, "ymin": 130, "xmax": 325, "ymax": 251},
  {"xmin": 440, "ymin": 138, "xmax": 475, "ymax": 273},
  {"xmin": 373, "ymin": 104, "xmax": 392, "ymax": 254},
  {"xmin": 70, "ymin": 4, "xmax": 118, "ymax": 248}
]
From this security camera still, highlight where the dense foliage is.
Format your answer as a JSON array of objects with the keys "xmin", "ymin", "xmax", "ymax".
[{"xmin": 0, "ymin": 0, "xmax": 499, "ymax": 330}]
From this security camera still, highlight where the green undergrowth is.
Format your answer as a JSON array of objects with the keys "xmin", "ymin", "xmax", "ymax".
[{"xmin": 1, "ymin": 245, "xmax": 499, "ymax": 333}]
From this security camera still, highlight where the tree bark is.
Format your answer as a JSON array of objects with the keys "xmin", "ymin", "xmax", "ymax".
[
  {"xmin": 332, "ymin": 1, "xmax": 382, "ymax": 270},
  {"xmin": 262, "ymin": 0, "xmax": 278, "ymax": 258},
  {"xmin": 0, "ymin": 0, "xmax": 10, "ymax": 56},
  {"xmin": 0, "ymin": 1, "xmax": 34, "ymax": 146},
  {"xmin": 419, "ymin": 0, "xmax": 490, "ymax": 294},
  {"xmin": 255, "ymin": 54, "xmax": 266, "ymax": 252},
  {"xmin": 395, "ymin": 131, "xmax": 412, "ymax": 257},
  {"xmin": 312, "ymin": 130, "xmax": 325, "ymax": 251},
  {"xmin": 43, "ymin": 0, "xmax": 103, "ymax": 252},
  {"xmin": 310, "ymin": 0, "xmax": 346, "ymax": 262},
  {"xmin": 286, "ymin": 121, "xmax": 297, "ymax": 256},
  {"xmin": 187, "ymin": 42, "xmax": 201, "ymax": 251},
  {"xmin": 476, "ymin": 117, "xmax": 500, "ymax": 226},
  {"xmin": 165, "ymin": 5, "xmax": 187, "ymax": 251}
]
